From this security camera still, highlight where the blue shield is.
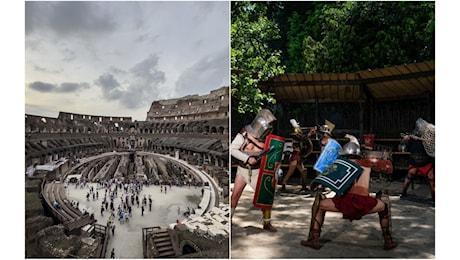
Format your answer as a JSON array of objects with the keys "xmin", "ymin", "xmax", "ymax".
[{"xmin": 314, "ymin": 139, "xmax": 341, "ymax": 173}]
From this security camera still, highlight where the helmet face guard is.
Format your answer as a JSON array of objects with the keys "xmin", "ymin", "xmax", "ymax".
[
  {"xmin": 414, "ymin": 118, "xmax": 435, "ymax": 157},
  {"xmin": 245, "ymin": 109, "xmax": 277, "ymax": 141}
]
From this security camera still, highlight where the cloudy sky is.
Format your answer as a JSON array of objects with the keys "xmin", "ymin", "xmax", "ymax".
[{"xmin": 25, "ymin": 1, "xmax": 229, "ymax": 121}]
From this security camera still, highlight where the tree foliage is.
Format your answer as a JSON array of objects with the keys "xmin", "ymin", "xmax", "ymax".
[
  {"xmin": 230, "ymin": 1, "xmax": 434, "ymax": 116},
  {"xmin": 289, "ymin": 1, "xmax": 435, "ymax": 73},
  {"xmin": 231, "ymin": 1, "xmax": 285, "ymax": 114}
]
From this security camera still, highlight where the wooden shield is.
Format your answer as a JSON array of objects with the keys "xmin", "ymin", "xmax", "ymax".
[{"xmin": 253, "ymin": 134, "xmax": 285, "ymax": 209}]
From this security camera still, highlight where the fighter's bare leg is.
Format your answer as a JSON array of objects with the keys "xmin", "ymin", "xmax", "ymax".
[
  {"xmin": 427, "ymin": 168, "xmax": 435, "ymax": 201},
  {"xmin": 401, "ymin": 167, "xmax": 417, "ymax": 197},
  {"xmin": 281, "ymin": 160, "xmax": 297, "ymax": 191},
  {"xmin": 231, "ymin": 173, "xmax": 247, "ymax": 210}
]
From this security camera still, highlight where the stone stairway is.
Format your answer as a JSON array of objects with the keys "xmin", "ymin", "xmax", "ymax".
[{"xmin": 151, "ymin": 229, "xmax": 176, "ymax": 258}]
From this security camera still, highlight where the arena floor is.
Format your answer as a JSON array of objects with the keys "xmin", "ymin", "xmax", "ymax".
[
  {"xmin": 230, "ymin": 177, "xmax": 437, "ymax": 258},
  {"xmin": 66, "ymin": 182, "xmax": 202, "ymax": 258}
]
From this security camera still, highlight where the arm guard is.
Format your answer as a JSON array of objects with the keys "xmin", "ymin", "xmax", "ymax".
[{"xmin": 231, "ymin": 133, "xmax": 250, "ymax": 163}]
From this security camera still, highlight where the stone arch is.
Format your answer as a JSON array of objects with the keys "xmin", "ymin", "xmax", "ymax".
[
  {"xmin": 218, "ymin": 126, "xmax": 224, "ymax": 134},
  {"xmin": 179, "ymin": 239, "xmax": 201, "ymax": 255},
  {"xmin": 179, "ymin": 124, "xmax": 185, "ymax": 133}
]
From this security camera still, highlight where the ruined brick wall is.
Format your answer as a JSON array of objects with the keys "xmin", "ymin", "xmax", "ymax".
[
  {"xmin": 146, "ymin": 86, "xmax": 229, "ymax": 122},
  {"xmin": 25, "ymin": 86, "xmax": 229, "ymax": 171}
]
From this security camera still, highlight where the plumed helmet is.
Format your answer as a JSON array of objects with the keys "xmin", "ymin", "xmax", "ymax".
[
  {"xmin": 290, "ymin": 119, "xmax": 303, "ymax": 135},
  {"xmin": 245, "ymin": 109, "xmax": 277, "ymax": 141},
  {"xmin": 338, "ymin": 141, "xmax": 362, "ymax": 158},
  {"xmin": 318, "ymin": 120, "xmax": 335, "ymax": 137}
]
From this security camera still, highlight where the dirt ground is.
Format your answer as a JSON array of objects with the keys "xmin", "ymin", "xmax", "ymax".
[{"xmin": 231, "ymin": 176, "xmax": 436, "ymax": 259}]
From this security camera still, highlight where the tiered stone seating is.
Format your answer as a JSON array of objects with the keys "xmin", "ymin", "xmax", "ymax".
[
  {"xmin": 44, "ymin": 183, "xmax": 73, "ymax": 223},
  {"xmin": 43, "ymin": 182, "xmax": 95, "ymax": 232}
]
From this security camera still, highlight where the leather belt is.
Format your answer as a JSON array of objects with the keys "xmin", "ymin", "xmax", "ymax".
[{"xmin": 239, "ymin": 161, "xmax": 260, "ymax": 170}]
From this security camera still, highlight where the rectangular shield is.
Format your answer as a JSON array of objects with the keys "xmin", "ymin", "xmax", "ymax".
[{"xmin": 253, "ymin": 134, "xmax": 285, "ymax": 209}]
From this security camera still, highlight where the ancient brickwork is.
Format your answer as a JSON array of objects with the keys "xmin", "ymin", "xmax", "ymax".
[
  {"xmin": 25, "ymin": 87, "xmax": 229, "ymax": 167},
  {"xmin": 146, "ymin": 86, "xmax": 228, "ymax": 122}
]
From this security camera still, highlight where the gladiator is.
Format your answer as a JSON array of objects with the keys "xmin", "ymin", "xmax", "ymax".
[
  {"xmin": 301, "ymin": 138, "xmax": 398, "ymax": 250},
  {"xmin": 230, "ymin": 109, "xmax": 279, "ymax": 232},
  {"xmin": 400, "ymin": 118, "xmax": 435, "ymax": 201},
  {"xmin": 280, "ymin": 119, "xmax": 315, "ymax": 193}
]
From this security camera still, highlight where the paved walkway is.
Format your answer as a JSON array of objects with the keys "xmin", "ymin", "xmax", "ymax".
[
  {"xmin": 66, "ymin": 182, "xmax": 202, "ymax": 258},
  {"xmin": 230, "ymin": 177, "xmax": 435, "ymax": 258}
]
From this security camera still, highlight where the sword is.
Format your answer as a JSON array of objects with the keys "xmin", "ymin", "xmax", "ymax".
[{"xmin": 246, "ymin": 146, "xmax": 275, "ymax": 162}]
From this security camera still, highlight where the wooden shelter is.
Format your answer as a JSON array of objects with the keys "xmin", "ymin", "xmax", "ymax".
[{"xmin": 258, "ymin": 60, "xmax": 435, "ymax": 139}]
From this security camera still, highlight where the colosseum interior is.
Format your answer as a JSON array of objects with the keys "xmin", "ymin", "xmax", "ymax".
[{"xmin": 25, "ymin": 86, "xmax": 230, "ymax": 258}]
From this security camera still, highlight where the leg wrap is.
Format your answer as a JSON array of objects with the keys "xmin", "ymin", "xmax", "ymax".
[
  {"xmin": 300, "ymin": 170, "xmax": 308, "ymax": 189},
  {"xmin": 262, "ymin": 209, "xmax": 271, "ymax": 223},
  {"xmin": 379, "ymin": 203, "xmax": 398, "ymax": 250},
  {"xmin": 309, "ymin": 192, "xmax": 324, "ymax": 239},
  {"xmin": 378, "ymin": 203, "xmax": 389, "ymax": 221},
  {"xmin": 262, "ymin": 209, "xmax": 277, "ymax": 232},
  {"xmin": 378, "ymin": 190, "xmax": 391, "ymax": 225}
]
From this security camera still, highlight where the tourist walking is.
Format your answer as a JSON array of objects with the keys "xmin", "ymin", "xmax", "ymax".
[{"xmin": 111, "ymin": 222, "xmax": 115, "ymax": 236}]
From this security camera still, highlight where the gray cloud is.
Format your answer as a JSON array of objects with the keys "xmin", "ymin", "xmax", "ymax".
[
  {"xmin": 28, "ymin": 81, "xmax": 90, "ymax": 93},
  {"xmin": 28, "ymin": 81, "xmax": 56, "ymax": 92},
  {"xmin": 25, "ymin": 1, "xmax": 117, "ymax": 37},
  {"xmin": 129, "ymin": 54, "xmax": 165, "ymax": 80},
  {"xmin": 61, "ymin": 47, "xmax": 77, "ymax": 62},
  {"xmin": 134, "ymin": 33, "xmax": 160, "ymax": 45},
  {"xmin": 95, "ymin": 54, "xmax": 166, "ymax": 108},
  {"xmin": 124, "ymin": 54, "xmax": 167, "ymax": 108},
  {"xmin": 59, "ymin": 82, "xmax": 90, "ymax": 93},
  {"xmin": 95, "ymin": 73, "xmax": 120, "ymax": 90},
  {"xmin": 175, "ymin": 47, "xmax": 229, "ymax": 96},
  {"xmin": 94, "ymin": 73, "xmax": 123, "ymax": 101},
  {"xmin": 109, "ymin": 66, "xmax": 127, "ymax": 75},
  {"xmin": 25, "ymin": 1, "xmax": 229, "ymax": 121}
]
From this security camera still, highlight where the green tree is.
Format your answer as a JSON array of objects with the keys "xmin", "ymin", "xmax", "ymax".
[
  {"xmin": 231, "ymin": 1, "xmax": 285, "ymax": 115},
  {"xmin": 302, "ymin": 1, "xmax": 435, "ymax": 73}
]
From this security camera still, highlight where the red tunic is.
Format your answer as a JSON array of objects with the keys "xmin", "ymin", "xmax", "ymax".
[
  {"xmin": 408, "ymin": 162, "xmax": 433, "ymax": 177},
  {"xmin": 289, "ymin": 151, "xmax": 301, "ymax": 163},
  {"xmin": 332, "ymin": 193, "xmax": 378, "ymax": 221}
]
